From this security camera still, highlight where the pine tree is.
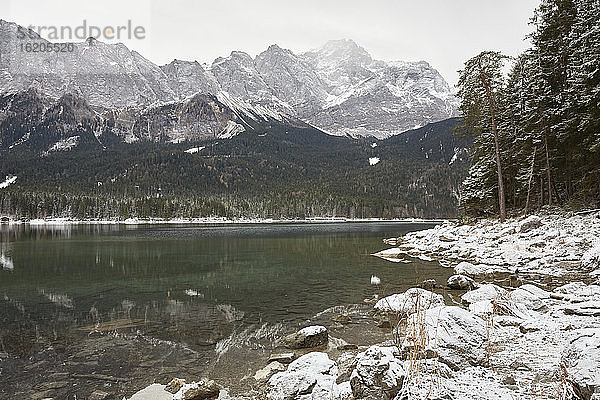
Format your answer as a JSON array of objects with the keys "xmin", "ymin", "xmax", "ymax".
[{"xmin": 457, "ymin": 51, "xmax": 508, "ymax": 221}]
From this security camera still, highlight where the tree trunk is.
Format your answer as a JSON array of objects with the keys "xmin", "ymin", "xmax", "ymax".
[
  {"xmin": 544, "ymin": 131, "xmax": 553, "ymax": 206},
  {"xmin": 480, "ymin": 72, "xmax": 506, "ymax": 222},
  {"xmin": 525, "ymin": 146, "xmax": 537, "ymax": 213},
  {"xmin": 540, "ymin": 175, "xmax": 544, "ymax": 208}
]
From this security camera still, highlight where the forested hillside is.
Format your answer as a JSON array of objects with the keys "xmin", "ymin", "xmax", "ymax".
[
  {"xmin": 0, "ymin": 119, "xmax": 469, "ymax": 220},
  {"xmin": 457, "ymin": 0, "xmax": 599, "ymax": 218}
]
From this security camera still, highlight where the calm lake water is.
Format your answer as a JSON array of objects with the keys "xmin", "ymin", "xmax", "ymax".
[{"xmin": 0, "ymin": 222, "xmax": 451, "ymax": 398}]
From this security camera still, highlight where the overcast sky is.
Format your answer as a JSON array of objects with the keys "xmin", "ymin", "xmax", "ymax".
[{"xmin": 2, "ymin": 0, "xmax": 539, "ymax": 85}]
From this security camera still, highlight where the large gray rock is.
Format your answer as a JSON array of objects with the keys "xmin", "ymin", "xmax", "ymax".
[
  {"xmin": 401, "ymin": 306, "xmax": 487, "ymax": 370},
  {"xmin": 267, "ymin": 352, "xmax": 338, "ymax": 400},
  {"xmin": 461, "ymin": 284, "xmax": 507, "ymax": 304},
  {"xmin": 374, "ymin": 288, "xmax": 445, "ymax": 315},
  {"xmin": 518, "ymin": 215, "xmax": 542, "ymax": 233},
  {"xmin": 349, "ymin": 346, "xmax": 406, "ymax": 399},
  {"xmin": 509, "ymin": 287, "xmax": 546, "ymax": 311},
  {"xmin": 282, "ymin": 325, "xmax": 328, "ymax": 349}
]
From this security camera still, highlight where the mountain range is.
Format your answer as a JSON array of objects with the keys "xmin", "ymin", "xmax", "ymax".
[
  {"xmin": 0, "ymin": 19, "xmax": 458, "ymax": 141},
  {"xmin": 0, "ymin": 19, "xmax": 469, "ymax": 219}
]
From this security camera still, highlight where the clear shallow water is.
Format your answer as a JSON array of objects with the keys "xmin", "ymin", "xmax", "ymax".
[
  {"xmin": 1, "ymin": 222, "xmax": 450, "ymax": 331},
  {"xmin": 0, "ymin": 222, "xmax": 454, "ymax": 397}
]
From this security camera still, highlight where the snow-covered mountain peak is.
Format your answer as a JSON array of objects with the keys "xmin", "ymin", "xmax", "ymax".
[
  {"xmin": 304, "ymin": 39, "xmax": 373, "ymax": 69},
  {"xmin": 0, "ymin": 20, "xmax": 459, "ymax": 141}
]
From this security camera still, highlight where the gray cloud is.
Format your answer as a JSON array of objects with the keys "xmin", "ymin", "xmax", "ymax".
[{"xmin": 3, "ymin": 0, "xmax": 539, "ymax": 85}]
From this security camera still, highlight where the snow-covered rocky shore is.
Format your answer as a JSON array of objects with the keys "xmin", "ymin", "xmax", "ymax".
[
  {"xmin": 375, "ymin": 212, "xmax": 600, "ymax": 280},
  {"xmin": 126, "ymin": 213, "xmax": 600, "ymax": 400}
]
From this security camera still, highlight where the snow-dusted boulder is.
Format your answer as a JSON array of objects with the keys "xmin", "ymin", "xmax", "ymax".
[
  {"xmin": 374, "ymin": 288, "xmax": 445, "ymax": 315},
  {"xmin": 268, "ymin": 352, "xmax": 338, "ymax": 400},
  {"xmin": 563, "ymin": 301, "xmax": 600, "ymax": 317},
  {"xmin": 582, "ymin": 240, "xmax": 600, "ymax": 270},
  {"xmin": 554, "ymin": 282, "xmax": 600, "ymax": 303},
  {"xmin": 454, "ymin": 262, "xmax": 480, "ymax": 276},
  {"xmin": 447, "ymin": 274, "xmax": 477, "ymax": 290},
  {"xmin": 509, "ymin": 287, "xmax": 546, "ymax": 311},
  {"xmin": 518, "ymin": 215, "xmax": 542, "ymax": 233},
  {"xmin": 128, "ymin": 384, "xmax": 172, "ymax": 400},
  {"xmin": 561, "ymin": 328, "xmax": 600, "ymax": 399},
  {"xmin": 519, "ymin": 284, "xmax": 551, "ymax": 299},
  {"xmin": 554, "ymin": 281, "xmax": 590, "ymax": 295},
  {"xmin": 332, "ymin": 382, "xmax": 353, "ymax": 400},
  {"xmin": 469, "ymin": 298, "xmax": 534, "ymax": 320},
  {"xmin": 349, "ymin": 346, "xmax": 406, "ymax": 399},
  {"xmin": 282, "ymin": 325, "xmax": 328, "ymax": 349},
  {"xmin": 454, "ymin": 261, "xmax": 509, "ymax": 276},
  {"xmin": 464, "ymin": 284, "xmax": 544, "ymax": 319},
  {"xmin": 461, "ymin": 284, "xmax": 507, "ymax": 304},
  {"xmin": 402, "ymin": 306, "xmax": 487, "ymax": 370}
]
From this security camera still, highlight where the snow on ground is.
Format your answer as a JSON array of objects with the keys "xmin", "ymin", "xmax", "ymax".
[
  {"xmin": 262, "ymin": 284, "xmax": 600, "ymax": 400},
  {"xmin": 0, "ymin": 176, "xmax": 17, "ymax": 189},
  {"xmin": 184, "ymin": 146, "xmax": 205, "ymax": 154},
  {"xmin": 46, "ymin": 136, "xmax": 80, "ymax": 153},
  {"xmin": 376, "ymin": 212, "xmax": 600, "ymax": 279},
  {"xmin": 368, "ymin": 157, "xmax": 380, "ymax": 166},
  {"xmin": 217, "ymin": 121, "xmax": 245, "ymax": 139}
]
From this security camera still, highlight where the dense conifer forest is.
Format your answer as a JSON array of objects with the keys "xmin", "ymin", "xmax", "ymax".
[
  {"xmin": 0, "ymin": 119, "xmax": 469, "ymax": 220},
  {"xmin": 457, "ymin": 0, "xmax": 600, "ymax": 219}
]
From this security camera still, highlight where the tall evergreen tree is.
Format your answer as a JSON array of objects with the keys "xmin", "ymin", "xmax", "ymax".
[{"xmin": 457, "ymin": 51, "xmax": 508, "ymax": 221}]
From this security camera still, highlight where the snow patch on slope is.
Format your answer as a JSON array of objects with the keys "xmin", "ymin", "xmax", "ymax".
[
  {"xmin": 184, "ymin": 147, "xmax": 205, "ymax": 154},
  {"xmin": 47, "ymin": 136, "xmax": 80, "ymax": 153},
  {"xmin": 0, "ymin": 176, "xmax": 17, "ymax": 189}
]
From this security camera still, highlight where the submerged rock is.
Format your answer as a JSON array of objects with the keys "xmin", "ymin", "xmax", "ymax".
[
  {"xmin": 88, "ymin": 391, "xmax": 110, "ymax": 400},
  {"xmin": 447, "ymin": 274, "xmax": 477, "ymax": 290},
  {"xmin": 267, "ymin": 352, "xmax": 338, "ymax": 400},
  {"xmin": 254, "ymin": 362, "xmax": 287, "ymax": 382},
  {"xmin": 282, "ymin": 325, "xmax": 328, "ymax": 349},
  {"xmin": 420, "ymin": 279, "xmax": 437, "ymax": 289},
  {"xmin": 349, "ymin": 345, "xmax": 405, "ymax": 400},
  {"xmin": 374, "ymin": 288, "xmax": 445, "ymax": 315},
  {"xmin": 173, "ymin": 380, "xmax": 220, "ymax": 400},
  {"xmin": 331, "ymin": 313, "xmax": 351, "ymax": 325},
  {"xmin": 166, "ymin": 378, "xmax": 186, "ymax": 394},
  {"xmin": 268, "ymin": 352, "xmax": 295, "ymax": 364}
]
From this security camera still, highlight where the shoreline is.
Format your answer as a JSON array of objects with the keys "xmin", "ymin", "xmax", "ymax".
[
  {"xmin": 134, "ymin": 211, "xmax": 597, "ymax": 400},
  {"xmin": 373, "ymin": 212, "xmax": 600, "ymax": 281},
  {"xmin": 1, "ymin": 217, "xmax": 448, "ymax": 226}
]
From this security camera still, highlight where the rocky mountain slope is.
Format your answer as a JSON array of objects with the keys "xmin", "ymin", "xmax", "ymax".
[{"xmin": 0, "ymin": 20, "xmax": 458, "ymax": 139}]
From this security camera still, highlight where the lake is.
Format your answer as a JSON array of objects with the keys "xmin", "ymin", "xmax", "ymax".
[{"xmin": 0, "ymin": 222, "xmax": 451, "ymax": 398}]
